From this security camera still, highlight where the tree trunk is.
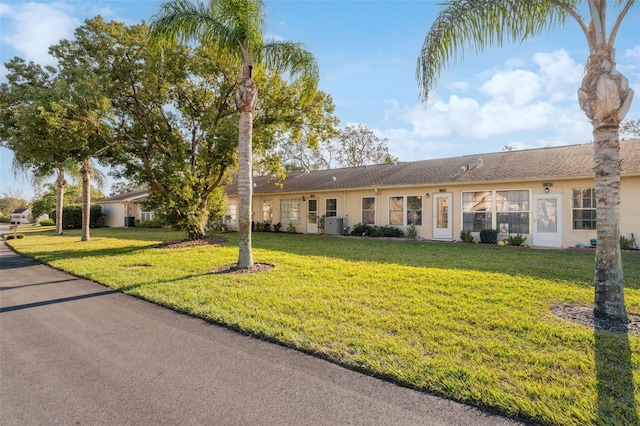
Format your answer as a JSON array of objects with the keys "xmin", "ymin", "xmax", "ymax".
[
  {"xmin": 55, "ymin": 169, "xmax": 66, "ymax": 236},
  {"xmin": 234, "ymin": 65, "xmax": 258, "ymax": 269},
  {"xmin": 578, "ymin": 46, "xmax": 633, "ymax": 328},
  {"xmin": 79, "ymin": 159, "xmax": 93, "ymax": 242}
]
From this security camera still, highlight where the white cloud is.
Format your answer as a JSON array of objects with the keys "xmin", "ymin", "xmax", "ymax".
[
  {"xmin": 479, "ymin": 69, "xmax": 541, "ymax": 105},
  {"xmin": 445, "ymin": 81, "xmax": 470, "ymax": 93},
  {"xmin": 1, "ymin": 2, "xmax": 80, "ymax": 66},
  {"xmin": 376, "ymin": 48, "xmax": 596, "ymax": 161},
  {"xmin": 625, "ymin": 45, "xmax": 640, "ymax": 59},
  {"xmin": 532, "ymin": 50, "xmax": 583, "ymax": 102}
]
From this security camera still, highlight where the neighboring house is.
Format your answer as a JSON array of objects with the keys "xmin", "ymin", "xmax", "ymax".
[
  {"xmin": 98, "ymin": 140, "xmax": 640, "ymax": 248},
  {"xmin": 9, "ymin": 208, "xmax": 31, "ymax": 224},
  {"xmin": 96, "ymin": 189, "xmax": 151, "ymax": 228}
]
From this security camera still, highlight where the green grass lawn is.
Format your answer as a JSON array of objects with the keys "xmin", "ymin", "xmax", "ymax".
[{"xmin": 6, "ymin": 226, "xmax": 640, "ymax": 425}]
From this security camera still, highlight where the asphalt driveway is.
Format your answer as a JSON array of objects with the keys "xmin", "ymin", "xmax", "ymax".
[{"xmin": 0, "ymin": 233, "xmax": 526, "ymax": 425}]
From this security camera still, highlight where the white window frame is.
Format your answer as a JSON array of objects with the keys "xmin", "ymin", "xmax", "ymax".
[
  {"xmin": 572, "ymin": 188, "xmax": 597, "ymax": 230},
  {"xmin": 362, "ymin": 197, "xmax": 376, "ymax": 225},
  {"xmin": 280, "ymin": 199, "xmax": 301, "ymax": 225},
  {"xmin": 325, "ymin": 198, "xmax": 337, "ymax": 217},
  {"xmin": 388, "ymin": 195, "xmax": 423, "ymax": 226},
  {"xmin": 462, "ymin": 189, "xmax": 530, "ymax": 233}
]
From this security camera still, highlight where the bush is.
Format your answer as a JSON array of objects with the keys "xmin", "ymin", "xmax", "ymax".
[
  {"xmin": 349, "ymin": 223, "xmax": 404, "ymax": 238},
  {"xmin": 351, "ymin": 223, "xmax": 376, "ymax": 237},
  {"xmin": 39, "ymin": 219, "xmax": 55, "ymax": 227},
  {"xmin": 61, "ymin": 205, "xmax": 104, "ymax": 229},
  {"xmin": 620, "ymin": 235, "xmax": 636, "ymax": 250},
  {"xmin": 135, "ymin": 219, "xmax": 164, "ymax": 228},
  {"xmin": 5, "ymin": 234, "xmax": 25, "ymax": 240},
  {"xmin": 479, "ymin": 229, "xmax": 498, "ymax": 244},
  {"xmin": 460, "ymin": 230, "xmax": 474, "ymax": 243},
  {"xmin": 406, "ymin": 224, "xmax": 418, "ymax": 239},
  {"xmin": 286, "ymin": 222, "xmax": 296, "ymax": 233},
  {"xmin": 507, "ymin": 234, "xmax": 528, "ymax": 246}
]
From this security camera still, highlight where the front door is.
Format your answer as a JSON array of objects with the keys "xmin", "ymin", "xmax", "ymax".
[
  {"xmin": 533, "ymin": 193, "xmax": 563, "ymax": 247},
  {"xmin": 306, "ymin": 198, "xmax": 318, "ymax": 234},
  {"xmin": 433, "ymin": 193, "xmax": 452, "ymax": 240}
]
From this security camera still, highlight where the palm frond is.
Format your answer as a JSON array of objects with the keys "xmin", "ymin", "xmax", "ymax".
[
  {"xmin": 417, "ymin": 0, "xmax": 575, "ymax": 101},
  {"xmin": 259, "ymin": 41, "xmax": 319, "ymax": 103},
  {"xmin": 150, "ymin": 0, "xmax": 242, "ymax": 59}
]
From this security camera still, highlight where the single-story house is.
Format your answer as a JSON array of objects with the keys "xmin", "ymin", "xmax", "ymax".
[
  {"xmin": 96, "ymin": 188, "xmax": 152, "ymax": 228},
  {"xmin": 9, "ymin": 208, "xmax": 31, "ymax": 224},
  {"xmin": 98, "ymin": 139, "xmax": 640, "ymax": 248}
]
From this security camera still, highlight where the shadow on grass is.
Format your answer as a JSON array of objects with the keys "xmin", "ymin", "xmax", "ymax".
[
  {"xmin": 595, "ymin": 329, "xmax": 639, "ymax": 424},
  {"xmin": 251, "ymin": 233, "xmax": 640, "ymax": 289}
]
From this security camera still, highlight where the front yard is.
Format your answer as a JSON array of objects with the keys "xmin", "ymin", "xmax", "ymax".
[{"xmin": 5, "ymin": 226, "xmax": 640, "ymax": 425}]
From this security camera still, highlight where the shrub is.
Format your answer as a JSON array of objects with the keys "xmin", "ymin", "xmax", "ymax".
[
  {"xmin": 479, "ymin": 229, "xmax": 498, "ymax": 244},
  {"xmin": 620, "ymin": 235, "xmax": 635, "ymax": 250},
  {"xmin": 61, "ymin": 205, "xmax": 104, "ymax": 229},
  {"xmin": 286, "ymin": 222, "xmax": 296, "ymax": 233},
  {"xmin": 351, "ymin": 223, "xmax": 376, "ymax": 237},
  {"xmin": 5, "ymin": 234, "xmax": 25, "ymax": 240},
  {"xmin": 349, "ymin": 223, "xmax": 404, "ymax": 238},
  {"xmin": 273, "ymin": 222, "xmax": 282, "ymax": 232},
  {"xmin": 39, "ymin": 219, "xmax": 55, "ymax": 227},
  {"xmin": 406, "ymin": 224, "xmax": 418, "ymax": 239},
  {"xmin": 135, "ymin": 219, "xmax": 164, "ymax": 228},
  {"xmin": 378, "ymin": 225, "xmax": 405, "ymax": 238},
  {"xmin": 507, "ymin": 234, "xmax": 528, "ymax": 246},
  {"xmin": 460, "ymin": 230, "xmax": 474, "ymax": 243}
]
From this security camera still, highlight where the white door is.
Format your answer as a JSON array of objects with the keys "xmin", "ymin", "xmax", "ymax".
[
  {"xmin": 306, "ymin": 198, "xmax": 318, "ymax": 234},
  {"xmin": 533, "ymin": 194, "xmax": 563, "ymax": 247},
  {"xmin": 433, "ymin": 193, "xmax": 453, "ymax": 240}
]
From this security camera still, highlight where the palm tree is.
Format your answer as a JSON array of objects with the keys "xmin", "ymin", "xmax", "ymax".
[
  {"xmin": 79, "ymin": 158, "xmax": 106, "ymax": 242},
  {"xmin": 150, "ymin": 0, "xmax": 319, "ymax": 268},
  {"xmin": 417, "ymin": 0, "xmax": 635, "ymax": 329}
]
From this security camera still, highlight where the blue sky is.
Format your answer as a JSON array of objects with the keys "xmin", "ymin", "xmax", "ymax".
[{"xmin": 1, "ymin": 0, "xmax": 639, "ymax": 200}]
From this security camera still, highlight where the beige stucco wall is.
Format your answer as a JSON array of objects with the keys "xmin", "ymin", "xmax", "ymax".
[{"xmin": 240, "ymin": 173, "xmax": 639, "ymax": 248}]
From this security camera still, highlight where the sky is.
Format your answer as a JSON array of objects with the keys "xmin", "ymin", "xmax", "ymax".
[{"xmin": 1, "ymin": 0, "xmax": 639, "ymax": 200}]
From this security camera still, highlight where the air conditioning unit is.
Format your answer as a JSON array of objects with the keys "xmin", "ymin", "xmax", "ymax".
[{"xmin": 324, "ymin": 217, "xmax": 344, "ymax": 235}]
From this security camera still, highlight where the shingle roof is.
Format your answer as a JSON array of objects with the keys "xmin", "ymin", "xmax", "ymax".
[
  {"xmin": 227, "ymin": 139, "xmax": 640, "ymax": 196},
  {"xmin": 97, "ymin": 188, "xmax": 148, "ymax": 202}
]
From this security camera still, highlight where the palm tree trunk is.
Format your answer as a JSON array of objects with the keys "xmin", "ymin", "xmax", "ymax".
[
  {"xmin": 592, "ymin": 129, "xmax": 626, "ymax": 324},
  {"xmin": 578, "ymin": 46, "xmax": 633, "ymax": 327},
  {"xmin": 55, "ymin": 169, "xmax": 66, "ymax": 236},
  {"xmin": 79, "ymin": 158, "xmax": 93, "ymax": 242},
  {"xmin": 235, "ymin": 70, "xmax": 258, "ymax": 269}
]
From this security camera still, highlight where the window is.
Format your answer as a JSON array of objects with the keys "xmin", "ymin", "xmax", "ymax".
[
  {"xmin": 325, "ymin": 198, "xmax": 337, "ymax": 217},
  {"xmin": 388, "ymin": 196, "xmax": 423, "ymax": 226},
  {"xmin": 463, "ymin": 190, "xmax": 530, "ymax": 233},
  {"xmin": 389, "ymin": 196, "xmax": 404, "ymax": 226},
  {"xmin": 280, "ymin": 199, "xmax": 301, "ymax": 225},
  {"xmin": 496, "ymin": 190, "xmax": 529, "ymax": 234},
  {"xmin": 226, "ymin": 204, "xmax": 237, "ymax": 222},
  {"xmin": 362, "ymin": 197, "xmax": 375, "ymax": 224},
  {"xmin": 572, "ymin": 188, "xmax": 596, "ymax": 229},
  {"xmin": 140, "ymin": 211, "xmax": 154, "ymax": 221},
  {"xmin": 462, "ymin": 191, "xmax": 493, "ymax": 232},
  {"xmin": 407, "ymin": 196, "xmax": 423, "ymax": 226},
  {"xmin": 262, "ymin": 200, "xmax": 272, "ymax": 223}
]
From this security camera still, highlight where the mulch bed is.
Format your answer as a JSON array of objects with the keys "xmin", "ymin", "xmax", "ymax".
[
  {"xmin": 551, "ymin": 303, "xmax": 640, "ymax": 334},
  {"xmin": 211, "ymin": 263, "xmax": 274, "ymax": 274},
  {"xmin": 152, "ymin": 236, "xmax": 229, "ymax": 249}
]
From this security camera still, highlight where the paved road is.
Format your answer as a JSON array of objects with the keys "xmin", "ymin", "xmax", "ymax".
[{"xmin": 0, "ymin": 234, "xmax": 527, "ymax": 425}]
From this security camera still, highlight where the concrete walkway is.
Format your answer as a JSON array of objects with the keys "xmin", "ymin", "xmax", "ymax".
[{"xmin": 0, "ymin": 232, "xmax": 527, "ymax": 425}]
